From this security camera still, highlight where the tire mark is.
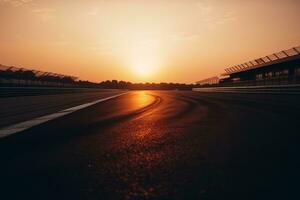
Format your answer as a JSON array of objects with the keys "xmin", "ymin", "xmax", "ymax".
[
  {"xmin": 165, "ymin": 95, "xmax": 199, "ymax": 120},
  {"xmin": 82, "ymin": 93, "xmax": 163, "ymax": 132}
]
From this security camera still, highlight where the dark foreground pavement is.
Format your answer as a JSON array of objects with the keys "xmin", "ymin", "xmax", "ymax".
[{"xmin": 0, "ymin": 91, "xmax": 299, "ymax": 200}]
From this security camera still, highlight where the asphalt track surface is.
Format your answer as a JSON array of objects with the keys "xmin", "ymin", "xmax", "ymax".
[
  {"xmin": 0, "ymin": 89, "xmax": 123, "ymax": 127},
  {"xmin": 0, "ymin": 91, "xmax": 299, "ymax": 200}
]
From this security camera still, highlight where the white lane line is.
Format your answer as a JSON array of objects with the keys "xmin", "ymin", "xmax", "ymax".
[{"xmin": 0, "ymin": 92, "xmax": 128, "ymax": 138}]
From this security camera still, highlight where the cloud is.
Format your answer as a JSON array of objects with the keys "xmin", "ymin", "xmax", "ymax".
[
  {"xmin": 87, "ymin": 7, "xmax": 99, "ymax": 16},
  {"xmin": 196, "ymin": 1, "xmax": 212, "ymax": 16},
  {"xmin": 196, "ymin": 1, "xmax": 237, "ymax": 28},
  {"xmin": 169, "ymin": 32, "xmax": 201, "ymax": 42},
  {"xmin": 168, "ymin": 1, "xmax": 237, "ymax": 43},
  {"xmin": 89, "ymin": 45, "xmax": 116, "ymax": 55},
  {"xmin": 49, "ymin": 40, "xmax": 69, "ymax": 47},
  {"xmin": 1, "ymin": 0, "xmax": 55, "ymax": 21},
  {"xmin": 0, "ymin": 0, "xmax": 33, "ymax": 7},
  {"xmin": 218, "ymin": 11, "xmax": 236, "ymax": 24},
  {"xmin": 32, "ymin": 8, "xmax": 56, "ymax": 21}
]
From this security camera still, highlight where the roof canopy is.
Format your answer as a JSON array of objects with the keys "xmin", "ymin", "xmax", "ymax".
[{"xmin": 222, "ymin": 46, "xmax": 300, "ymax": 76}]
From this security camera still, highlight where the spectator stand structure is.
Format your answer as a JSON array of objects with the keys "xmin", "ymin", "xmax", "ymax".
[
  {"xmin": 193, "ymin": 46, "xmax": 300, "ymax": 94},
  {"xmin": 196, "ymin": 76, "xmax": 220, "ymax": 86},
  {"xmin": 220, "ymin": 46, "xmax": 300, "ymax": 86},
  {"xmin": 0, "ymin": 65, "xmax": 78, "ymax": 87}
]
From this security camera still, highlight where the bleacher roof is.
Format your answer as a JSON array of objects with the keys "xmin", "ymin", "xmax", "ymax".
[
  {"xmin": 222, "ymin": 46, "xmax": 300, "ymax": 76},
  {"xmin": 0, "ymin": 64, "xmax": 78, "ymax": 80}
]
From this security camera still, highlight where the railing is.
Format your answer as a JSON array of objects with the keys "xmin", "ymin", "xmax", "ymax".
[
  {"xmin": 199, "ymin": 75, "xmax": 300, "ymax": 88},
  {"xmin": 0, "ymin": 65, "xmax": 79, "ymax": 87},
  {"xmin": 224, "ymin": 46, "xmax": 300, "ymax": 75},
  {"xmin": 192, "ymin": 84, "xmax": 300, "ymax": 94},
  {"xmin": 0, "ymin": 65, "xmax": 77, "ymax": 80},
  {"xmin": 0, "ymin": 78, "xmax": 78, "ymax": 87},
  {"xmin": 196, "ymin": 76, "xmax": 219, "ymax": 85}
]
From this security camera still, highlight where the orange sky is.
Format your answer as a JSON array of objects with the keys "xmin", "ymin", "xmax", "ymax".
[{"xmin": 0, "ymin": 0, "xmax": 300, "ymax": 83}]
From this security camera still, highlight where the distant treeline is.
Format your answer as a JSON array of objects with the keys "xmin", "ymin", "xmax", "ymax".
[
  {"xmin": 0, "ymin": 67, "xmax": 199, "ymax": 90},
  {"xmin": 98, "ymin": 80, "xmax": 198, "ymax": 90}
]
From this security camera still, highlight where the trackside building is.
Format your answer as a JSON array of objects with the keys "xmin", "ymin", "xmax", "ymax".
[{"xmin": 219, "ymin": 46, "xmax": 300, "ymax": 86}]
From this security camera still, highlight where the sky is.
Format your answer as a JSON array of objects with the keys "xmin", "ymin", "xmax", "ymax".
[{"xmin": 0, "ymin": 0, "xmax": 300, "ymax": 83}]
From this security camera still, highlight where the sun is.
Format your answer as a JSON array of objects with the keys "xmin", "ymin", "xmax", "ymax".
[
  {"xmin": 131, "ymin": 55, "xmax": 157, "ymax": 79},
  {"xmin": 134, "ymin": 64, "xmax": 154, "ymax": 77},
  {"xmin": 129, "ymin": 40, "xmax": 160, "ymax": 80}
]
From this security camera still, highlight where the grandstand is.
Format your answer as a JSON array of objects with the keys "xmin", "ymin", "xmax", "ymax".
[
  {"xmin": 196, "ymin": 76, "xmax": 219, "ymax": 86},
  {"xmin": 195, "ymin": 46, "xmax": 300, "ymax": 87},
  {"xmin": 0, "ymin": 64, "xmax": 78, "ymax": 87},
  {"xmin": 220, "ymin": 46, "xmax": 300, "ymax": 86}
]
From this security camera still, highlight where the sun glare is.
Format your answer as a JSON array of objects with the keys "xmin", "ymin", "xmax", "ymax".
[
  {"xmin": 130, "ymin": 45, "xmax": 158, "ymax": 79},
  {"xmin": 134, "ymin": 64, "xmax": 154, "ymax": 77}
]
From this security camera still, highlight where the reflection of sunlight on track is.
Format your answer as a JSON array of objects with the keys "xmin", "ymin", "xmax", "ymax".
[
  {"xmin": 111, "ymin": 92, "xmax": 162, "ymax": 143},
  {"xmin": 129, "ymin": 91, "xmax": 152, "ymax": 109},
  {"xmin": 127, "ymin": 91, "xmax": 162, "ymax": 121}
]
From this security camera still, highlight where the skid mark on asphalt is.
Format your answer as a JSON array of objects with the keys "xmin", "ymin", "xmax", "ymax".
[{"xmin": 81, "ymin": 93, "xmax": 163, "ymax": 132}]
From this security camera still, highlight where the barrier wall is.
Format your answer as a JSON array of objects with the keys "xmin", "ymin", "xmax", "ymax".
[{"xmin": 193, "ymin": 84, "xmax": 300, "ymax": 94}]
